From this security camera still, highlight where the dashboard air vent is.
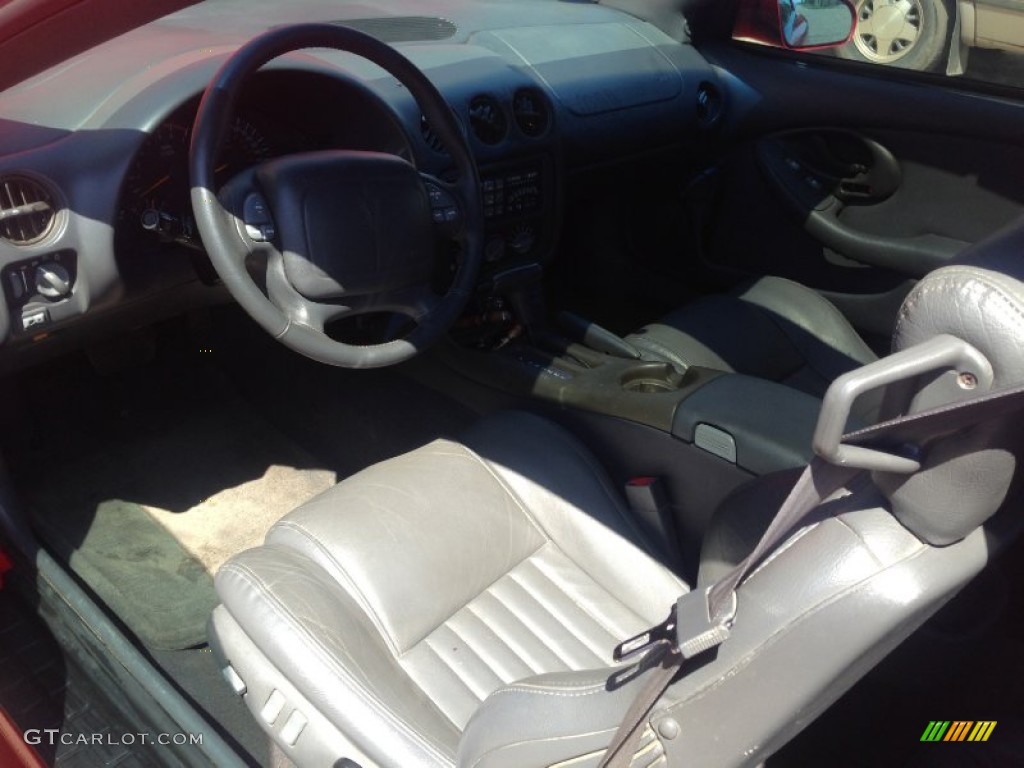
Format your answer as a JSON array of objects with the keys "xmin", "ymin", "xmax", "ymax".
[
  {"xmin": 420, "ymin": 114, "xmax": 448, "ymax": 155},
  {"xmin": 512, "ymin": 88, "xmax": 550, "ymax": 138},
  {"xmin": 0, "ymin": 175, "xmax": 57, "ymax": 245},
  {"xmin": 468, "ymin": 95, "xmax": 507, "ymax": 145},
  {"xmin": 696, "ymin": 81, "xmax": 723, "ymax": 129},
  {"xmin": 335, "ymin": 17, "xmax": 457, "ymax": 43}
]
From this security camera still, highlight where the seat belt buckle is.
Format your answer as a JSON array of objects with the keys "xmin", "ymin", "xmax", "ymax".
[
  {"xmin": 613, "ymin": 605, "xmax": 677, "ymax": 662},
  {"xmin": 674, "ymin": 585, "xmax": 733, "ymax": 659}
]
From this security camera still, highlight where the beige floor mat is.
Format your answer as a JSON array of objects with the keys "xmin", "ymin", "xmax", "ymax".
[
  {"xmin": 29, "ymin": 397, "xmax": 336, "ymax": 650},
  {"xmin": 143, "ymin": 461, "xmax": 335, "ymax": 577}
]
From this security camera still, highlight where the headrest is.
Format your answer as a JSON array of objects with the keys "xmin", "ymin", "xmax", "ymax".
[
  {"xmin": 893, "ymin": 220, "xmax": 1024, "ymax": 380},
  {"xmin": 878, "ymin": 218, "xmax": 1024, "ymax": 545}
]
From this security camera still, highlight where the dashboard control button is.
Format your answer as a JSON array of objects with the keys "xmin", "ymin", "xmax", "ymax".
[
  {"xmin": 242, "ymin": 193, "xmax": 276, "ymax": 242},
  {"xmin": 8, "ymin": 271, "xmax": 25, "ymax": 300},
  {"xmin": 243, "ymin": 194, "xmax": 272, "ymax": 224},
  {"xmin": 140, "ymin": 209, "xmax": 162, "ymax": 230},
  {"xmin": 22, "ymin": 308, "xmax": 49, "ymax": 330},
  {"xmin": 34, "ymin": 263, "xmax": 72, "ymax": 299}
]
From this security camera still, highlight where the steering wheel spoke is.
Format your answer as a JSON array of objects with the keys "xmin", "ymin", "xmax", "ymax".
[
  {"xmin": 262, "ymin": 253, "xmax": 359, "ymax": 332},
  {"xmin": 385, "ymin": 284, "xmax": 444, "ymax": 322}
]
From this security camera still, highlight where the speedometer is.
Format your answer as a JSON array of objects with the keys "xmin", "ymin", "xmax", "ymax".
[{"xmin": 120, "ymin": 114, "xmax": 273, "ymax": 250}]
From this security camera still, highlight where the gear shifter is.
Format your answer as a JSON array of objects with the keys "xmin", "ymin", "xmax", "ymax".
[{"xmin": 556, "ymin": 311, "xmax": 642, "ymax": 360}]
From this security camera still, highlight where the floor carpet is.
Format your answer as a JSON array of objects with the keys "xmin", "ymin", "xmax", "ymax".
[
  {"xmin": 26, "ymin": 390, "xmax": 335, "ymax": 650},
  {"xmin": 0, "ymin": 308, "xmax": 483, "ymax": 763}
]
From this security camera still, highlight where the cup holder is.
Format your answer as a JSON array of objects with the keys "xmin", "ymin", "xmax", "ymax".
[{"xmin": 620, "ymin": 362, "xmax": 685, "ymax": 393}]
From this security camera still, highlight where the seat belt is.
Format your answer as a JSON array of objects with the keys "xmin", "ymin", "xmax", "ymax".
[{"xmin": 599, "ymin": 370, "xmax": 1024, "ymax": 768}]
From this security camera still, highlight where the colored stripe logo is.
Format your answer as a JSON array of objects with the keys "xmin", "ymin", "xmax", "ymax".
[{"xmin": 920, "ymin": 721, "xmax": 997, "ymax": 742}]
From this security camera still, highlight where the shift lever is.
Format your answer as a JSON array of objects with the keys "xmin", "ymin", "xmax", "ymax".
[{"xmin": 556, "ymin": 311, "xmax": 642, "ymax": 360}]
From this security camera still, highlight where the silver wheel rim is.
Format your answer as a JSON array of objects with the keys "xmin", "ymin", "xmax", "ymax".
[{"xmin": 853, "ymin": 0, "xmax": 925, "ymax": 64}]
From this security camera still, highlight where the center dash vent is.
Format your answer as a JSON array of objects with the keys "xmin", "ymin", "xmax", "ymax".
[
  {"xmin": 468, "ymin": 95, "xmax": 507, "ymax": 145},
  {"xmin": 512, "ymin": 88, "xmax": 550, "ymax": 138},
  {"xmin": 0, "ymin": 175, "xmax": 57, "ymax": 245},
  {"xmin": 420, "ymin": 114, "xmax": 448, "ymax": 155},
  {"xmin": 335, "ymin": 17, "xmax": 457, "ymax": 43}
]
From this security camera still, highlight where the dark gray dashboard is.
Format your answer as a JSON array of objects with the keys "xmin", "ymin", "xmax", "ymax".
[{"xmin": 0, "ymin": 0, "xmax": 719, "ymax": 362}]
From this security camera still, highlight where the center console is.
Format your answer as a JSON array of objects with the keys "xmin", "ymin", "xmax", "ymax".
[
  {"xmin": 440, "ymin": 304, "xmax": 825, "ymax": 575},
  {"xmin": 442, "ymin": 324, "xmax": 822, "ymax": 478}
]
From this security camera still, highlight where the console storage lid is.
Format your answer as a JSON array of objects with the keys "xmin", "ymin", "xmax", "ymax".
[{"xmin": 671, "ymin": 374, "xmax": 824, "ymax": 475}]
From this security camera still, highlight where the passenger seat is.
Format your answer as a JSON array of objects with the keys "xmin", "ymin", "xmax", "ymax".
[{"xmin": 625, "ymin": 275, "xmax": 877, "ymax": 400}]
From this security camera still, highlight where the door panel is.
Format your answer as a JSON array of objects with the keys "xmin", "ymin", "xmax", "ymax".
[
  {"xmin": 689, "ymin": 45, "xmax": 1024, "ymax": 336},
  {"xmin": 755, "ymin": 127, "xmax": 1024, "ymax": 277}
]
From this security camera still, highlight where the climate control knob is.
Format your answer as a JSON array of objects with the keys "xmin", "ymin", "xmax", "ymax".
[
  {"xmin": 34, "ymin": 262, "xmax": 72, "ymax": 299},
  {"xmin": 508, "ymin": 224, "xmax": 536, "ymax": 256}
]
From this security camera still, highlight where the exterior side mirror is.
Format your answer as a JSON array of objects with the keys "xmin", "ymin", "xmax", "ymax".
[{"xmin": 734, "ymin": 0, "xmax": 856, "ymax": 51}]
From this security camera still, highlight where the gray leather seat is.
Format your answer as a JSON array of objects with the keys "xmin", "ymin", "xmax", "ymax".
[
  {"xmin": 211, "ymin": 412, "xmax": 686, "ymax": 766},
  {"xmin": 209, "ymin": 223, "xmax": 1024, "ymax": 768},
  {"xmin": 626, "ymin": 276, "xmax": 877, "ymax": 400}
]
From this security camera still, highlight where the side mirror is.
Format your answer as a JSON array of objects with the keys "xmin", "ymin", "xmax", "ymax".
[{"xmin": 734, "ymin": 0, "xmax": 856, "ymax": 51}]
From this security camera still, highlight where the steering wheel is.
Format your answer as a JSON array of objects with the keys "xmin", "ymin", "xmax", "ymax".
[{"xmin": 189, "ymin": 24, "xmax": 483, "ymax": 368}]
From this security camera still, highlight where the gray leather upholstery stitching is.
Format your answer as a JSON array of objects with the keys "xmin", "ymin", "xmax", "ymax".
[
  {"xmin": 467, "ymin": 727, "xmax": 619, "ymax": 768},
  {"xmin": 462, "ymin": 603, "xmax": 545, "ymax": 675},
  {"xmin": 457, "ymin": 446, "xmax": 551, "ymax": 540},
  {"xmin": 485, "ymin": 582, "xmax": 581, "ymax": 669},
  {"xmin": 504, "ymin": 571, "xmax": 611, "ymax": 664},
  {"xmin": 895, "ymin": 269, "xmax": 1024, "ymax": 341},
  {"xmin": 527, "ymin": 555, "xmax": 644, "ymax": 641},
  {"xmin": 271, "ymin": 518, "xmax": 403, "ymax": 656}
]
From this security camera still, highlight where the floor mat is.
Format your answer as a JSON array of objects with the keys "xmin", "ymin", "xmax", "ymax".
[
  {"xmin": 28, "ymin": 398, "xmax": 335, "ymax": 650},
  {"xmin": 8, "ymin": 341, "xmax": 336, "ymax": 651}
]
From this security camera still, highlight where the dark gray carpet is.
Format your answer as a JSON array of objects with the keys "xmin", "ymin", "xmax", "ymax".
[
  {"xmin": 15, "ymin": 354, "xmax": 335, "ymax": 651},
  {"xmin": 150, "ymin": 645, "xmax": 270, "ymax": 767}
]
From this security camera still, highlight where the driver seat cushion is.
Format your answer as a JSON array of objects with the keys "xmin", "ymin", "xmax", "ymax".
[
  {"xmin": 213, "ymin": 411, "xmax": 688, "ymax": 767},
  {"xmin": 626, "ymin": 276, "xmax": 878, "ymax": 399}
]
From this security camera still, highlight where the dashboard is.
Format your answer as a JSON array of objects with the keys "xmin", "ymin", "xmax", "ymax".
[{"xmin": 0, "ymin": 0, "xmax": 722, "ymax": 367}]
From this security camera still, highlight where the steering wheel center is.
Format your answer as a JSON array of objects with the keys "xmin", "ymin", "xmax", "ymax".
[{"xmin": 255, "ymin": 151, "xmax": 436, "ymax": 300}]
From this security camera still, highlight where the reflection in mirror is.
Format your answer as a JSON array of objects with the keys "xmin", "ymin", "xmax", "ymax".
[{"xmin": 780, "ymin": 0, "xmax": 855, "ymax": 48}]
